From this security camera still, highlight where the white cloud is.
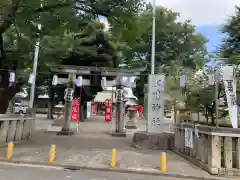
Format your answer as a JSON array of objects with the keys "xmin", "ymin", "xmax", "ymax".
[{"xmin": 155, "ymin": 0, "xmax": 240, "ymax": 25}]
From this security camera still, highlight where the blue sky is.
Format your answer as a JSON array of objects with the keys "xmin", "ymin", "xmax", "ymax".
[
  {"xmin": 155, "ymin": 0, "xmax": 240, "ymax": 52},
  {"xmin": 195, "ymin": 25, "xmax": 225, "ymax": 52},
  {"xmin": 101, "ymin": 0, "xmax": 239, "ymax": 52}
]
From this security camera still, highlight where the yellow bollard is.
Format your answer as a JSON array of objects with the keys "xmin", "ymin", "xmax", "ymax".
[
  {"xmin": 49, "ymin": 144, "xmax": 56, "ymax": 163},
  {"xmin": 161, "ymin": 152, "xmax": 167, "ymax": 173},
  {"xmin": 110, "ymin": 148, "xmax": 116, "ymax": 168},
  {"xmin": 7, "ymin": 141, "xmax": 14, "ymax": 160}
]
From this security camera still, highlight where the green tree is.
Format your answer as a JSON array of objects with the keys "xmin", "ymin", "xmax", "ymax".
[
  {"xmin": 131, "ymin": 6, "xmax": 206, "ymax": 102},
  {"xmin": 0, "ymin": 0, "xmax": 145, "ymax": 113},
  {"xmin": 221, "ymin": 6, "xmax": 240, "ymax": 64}
]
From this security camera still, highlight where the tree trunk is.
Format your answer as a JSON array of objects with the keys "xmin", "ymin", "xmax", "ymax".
[
  {"xmin": 83, "ymin": 103, "xmax": 87, "ymax": 119},
  {"xmin": 204, "ymin": 112, "xmax": 209, "ymax": 124},
  {"xmin": 47, "ymin": 81, "xmax": 54, "ymax": 119},
  {"xmin": 79, "ymin": 104, "xmax": 85, "ymax": 122},
  {"xmin": 210, "ymin": 108, "xmax": 215, "ymax": 125}
]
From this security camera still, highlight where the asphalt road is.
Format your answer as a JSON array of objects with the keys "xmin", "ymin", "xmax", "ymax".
[{"xmin": 0, "ymin": 163, "xmax": 197, "ymax": 180}]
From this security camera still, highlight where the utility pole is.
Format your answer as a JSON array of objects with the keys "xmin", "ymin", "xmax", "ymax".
[
  {"xmin": 214, "ymin": 70, "xmax": 219, "ymax": 127},
  {"xmin": 151, "ymin": 0, "xmax": 156, "ymax": 75},
  {"xmin": 29, "ymin": 1, "xmax": 43, "ymax": 108}
]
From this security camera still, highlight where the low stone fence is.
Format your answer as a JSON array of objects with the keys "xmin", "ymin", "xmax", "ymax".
[
  {"xmin": 174, "ymin": 123, "xmax": 240, "ymax": 176},
  {"xmin": 132, "ymin": 131, "xmax": 174, "ymax": 150},
  {"xmin": 0, "ymin": 116, "xmax": 35, "ymax": 144}
]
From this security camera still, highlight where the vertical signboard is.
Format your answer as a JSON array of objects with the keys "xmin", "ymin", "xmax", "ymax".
[
  {"xmin": 222, "ymin": 66, "xmax": 238, "ymax": 128},
  {"xmin": 86, "ymin": 101, "xmax": 92, "ymax": 119},
  {"xmin": 71, "ymin": 98, "xmax": 79, "ymax": 122},
  {"xmin": 147, "ymin": 75, "xmax": 165, "ymax": 133}
]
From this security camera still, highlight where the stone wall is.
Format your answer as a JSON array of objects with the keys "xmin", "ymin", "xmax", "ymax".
[
  {"xmin": 0, "ymin": 116, "xmax": 35, "ymax": 144},
  {"xmin": 132, "ymin": 131, "xmax": 174, "ymax": 150},
  {"xmin": 174, "ymin": 123, "xmax": 240, "ymax": 176}
]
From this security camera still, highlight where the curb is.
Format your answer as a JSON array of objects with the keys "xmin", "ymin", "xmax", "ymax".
[{"xmin": 0, "ymin": 159, "xmax": 230, "ymax": 180}]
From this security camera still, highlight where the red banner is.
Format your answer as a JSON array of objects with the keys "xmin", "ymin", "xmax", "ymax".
[
  {"xmin": 92, "ymin": 104, "xmax": 97, "ymax": 115},
  {"xmin": 71, "ymin": 98, "xmax": 79, "ymax": 122},
  {"xmin": 104, "ymin": 99, "xmax": 112, "ymax": 122}
]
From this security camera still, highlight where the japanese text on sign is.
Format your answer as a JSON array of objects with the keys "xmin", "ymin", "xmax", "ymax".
[
  {"xmin": 104, "ymin": 99, "xmax": 112, "ymax": 122},
  {"xmin": 147, "ymin": 75, "xmax": 165, "ymax": 133},
  {"xmin": 71, "ymin": 98, "xmax": 79, "ymax": 122},
  {"xmin": 151, "ymin": 117, "xmax": 161, "ymax": 126},
  {"xmin": 227, "ymin": 80, "xmax": 236, "ymax": 105}
]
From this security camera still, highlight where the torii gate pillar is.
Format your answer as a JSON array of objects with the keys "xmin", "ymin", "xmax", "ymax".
[{"xmin": 111, "ymin": 75, "xmax": 126, "ymax": 137}]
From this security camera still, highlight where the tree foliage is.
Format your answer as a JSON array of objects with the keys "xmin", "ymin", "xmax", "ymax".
[
  {"xmin": 0, "ymin": 0, "xmax": 146, "ymax": 113},
  {"xmin": 221, "ymin": 6, "xmax": 240, "ymax": 64},
  {"xmin": 131, "ymin": 6, "xmax": 207, "ymax": 101}
]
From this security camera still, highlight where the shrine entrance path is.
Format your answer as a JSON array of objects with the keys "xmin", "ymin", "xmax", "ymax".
[{"xmin": 0, "ymin": 115, "xmax": 224, "ymax": 179}]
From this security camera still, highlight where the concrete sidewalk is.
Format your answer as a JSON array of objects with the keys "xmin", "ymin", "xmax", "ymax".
[{"xmin": 0, "ymin": 116, "xmax": 223, "ymax": 179}]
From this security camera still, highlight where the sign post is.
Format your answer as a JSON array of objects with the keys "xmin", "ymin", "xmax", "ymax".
[
  {"xmin": 147, "ymin": 74, "xmax": 165, "ymax": 133},
  {"xmin": 222, "ymin": 66, "xmax": 238, "ymax": 128}
]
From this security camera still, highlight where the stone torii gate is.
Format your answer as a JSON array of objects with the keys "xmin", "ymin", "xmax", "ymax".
[{"xmin": 47, "ymin": 64, "xmax": 146, "ymax": 136}]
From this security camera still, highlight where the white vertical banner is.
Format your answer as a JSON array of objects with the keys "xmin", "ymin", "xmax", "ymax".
[
  {"xmin": 52, "ymin": 75, "xmax": 58, "ymax": 85},
  {"xmin": 221, "ymin": 66, "xmax": 238, "ymax": 128},
  {"xmin": 86, "ymin": 101, "xmax": 91, "ymax": 119},
  {"xmin": 75, "ymin": 76, "xmax": 82, "ymax": 87},
  {"xmin": 101, "ymin": 77, "xmax": 107, "ymax": 88},
  {"xmin": 125, "ymin": 77, "xmax": 132, "ymax": 88},
  {"xmin": 9, "ymin": 72, "xmax": 15, "ymax": 82}
]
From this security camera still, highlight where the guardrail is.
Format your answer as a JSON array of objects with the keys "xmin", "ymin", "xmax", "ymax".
[
  {"xmin": 0, "ymin": 116, "xmax": 35, "ymax": 143},
  {"xmin": 174, "ymin": 123, "xmax": 240, "ymax": 176}
]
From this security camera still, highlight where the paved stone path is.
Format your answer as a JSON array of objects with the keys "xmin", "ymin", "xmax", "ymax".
[{"xmin": 0, "ymin": 115, "xmax": 218, "ymax": 179}]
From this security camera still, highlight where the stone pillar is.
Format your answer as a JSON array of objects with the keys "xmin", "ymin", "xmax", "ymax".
[
  {"xmin": 190, "ymin": 132, "xmax": 196, "ymax": 157},
  {"xmin": 15, "ymin": 120, "xmax": 24, "ymax": 141},
  {"xmin": 184, "ymin": 145, "xmax": 190, "ymax": 156},
  {"xmin": 203, "ymin": 134, "xmax": 208, "ymax": 163},
  {"xmin": 180, "ymin": 129, "xmax": 185, "ymax": 153},
  {"xmin": 174, "ymin": 128, "xmax": 180, "ymax": 151},
  {"xmin": 57, "ymin": 73, "xmax": 75, "ymax": 136},
  {"xmin": 223, "ymin": 136, "xmax": 232, "ymax": 168},
  {"xmin": 111, "ymin": 75, "xmax": 126, "ymax": 137},
  {"xmin": 236, "ymin": 137, "xmax": 240, "ymax": 168},
  {"xmin": 7, "ymin": 121, "xmax": 17, "ymax": 142},
  {"xmin": 22, "ymin": 120, "xmax": 30, "ymax": 139},
  {"xmin": 125, "ymin": 110, "xmax": 137, "ymax": 129},
  {"xmin": 195, "ymin": 135, "xmax": 200, "ymax": 160},
  {"xmin": 199, "ymin": 134, "xmax": 206, "ymax": 163},
  {"xmin": 208, "ymin": 135, "xmax": 221, "ymax": 174},
  {"xmin": 0, "ymin": 121, "xmax": 9, "ymax": 142}
]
